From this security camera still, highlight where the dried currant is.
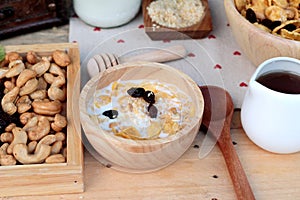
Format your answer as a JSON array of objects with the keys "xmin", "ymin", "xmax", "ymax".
[
  {"xmin": 246, "ymin": 8, "xmax": 257, "ymax": 23},
  {"xmin": 261, "ymin": 19, "xmax": 281, "ymax": 31},
  {"xmin": 102, "ymin": 110, "xmax": 118, "ymax": 119},
  {"xmin": 143, "ymin": 91, "xmax": 155, "ymax": 104},
  {"xmin": 148, "ymin": 104, "xmax": 158, "ymax": 118},
  {"xmin": 127, "ymin": 87, "xmax": 145, "ymax": 98},
  {"xmin": 283, "ymin": 24, "xmax": 296, "ymax": 32}
]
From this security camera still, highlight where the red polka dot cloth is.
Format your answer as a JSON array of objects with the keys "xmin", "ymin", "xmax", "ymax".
[{"xmin": 69, "ymin": 0, "xmax": 256, "ymax": 108}]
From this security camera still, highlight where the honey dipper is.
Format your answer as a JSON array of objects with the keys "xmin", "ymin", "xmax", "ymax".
[{"xmin": 86, "ymin": 45, "xmax": 187, "ymax": 78}]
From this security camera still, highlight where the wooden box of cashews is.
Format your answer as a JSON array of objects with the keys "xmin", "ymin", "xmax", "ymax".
[{"xmin": 0, "ymin": 43, "xmax": 83, "ymax": 197}]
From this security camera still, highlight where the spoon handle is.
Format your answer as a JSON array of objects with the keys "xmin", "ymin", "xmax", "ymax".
[
  {"xmin": 218, "ymin": 124, "xmax": 256, "ymax": 200},
  {"xmin": 121, "ymin": 45, "xmax": 187, "ymax": 63}
]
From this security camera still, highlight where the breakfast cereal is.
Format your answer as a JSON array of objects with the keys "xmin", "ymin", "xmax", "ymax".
[
  {"xmin": 235, "ymin": 0, "xmax": 300, "ymax": 41},
  {"xmin": 147, "ymin": 0, "xmax": 205, "ymax": 28},
  {"xmin": 87, "ymin": 80, "xmax": 194, "ymax": 140}
]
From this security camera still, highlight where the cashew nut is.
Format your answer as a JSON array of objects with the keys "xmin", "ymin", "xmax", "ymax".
[
  {"xmin": 5, "ymin": 52, "xmax": 22, "ymax": 63},
  {"xmin": 28, "ymin": 141, "xmax": 37, "ymax": 154},
  {"xmin": 16, "ymin": 69, "xmax": 37, "ymax": 87},
  {"xmin": 1, "ymin": 52, "xmax": 22, "ymax": 67},
  {"xmin": 55, "ymin": 132, "xmax": 66, "ymax": 141},
  {"xmin": 0, "ymin": 154, "xmax": 17, "ymax": 166},
  {"xmin": 5, "ymin": 123, "xmax": 16, "ymax": 132},
  {"xmin": 44, "ymin": 65, "xmax": 66, "ymax": 85},
  {"xmin": 0, "ymin": 143, "xmax": 9, "ymax": 156},
  {"xmin": 19, "ymin": 112, "xmax": 35, "ymax": 125},
  {"xmin": 51, "ymin": 114, "xmax": 67, "ymax": 132},
  {"xmin": 19, "ymin": 77, "xmax": 38, "ymax": 96},
  {"xmin": 32, "ymin": 100, "xmax": 62, "ymax": 115},
  {"xmin": 51, "ymin": 75, "xmax": 66, "ymax": 88},
  {"xmin": 1, "ymin": 86, "xmax": 19, "ymax": 115},
  {"xmin": 37, "ymin": 134, "xmax": 56, "ymax": 146},
  {"xmin": 0, "ymin": 144, "xmax": 15, "ymax": 167},
  {"xmin": 0, "ymin": 144, "xmax": 15, "ymax": 166},
  {"xmin": 13, "ymin": 135, "xmax": 56, "ymax": 164},
  {"xmin": 5, "ymin": 60, "xmax": 25, "ymax": 78},
  {"xmin": 0, "ymin": 67, "xmax": 8, "ymax": 79},
  {"xmin": 45, "ymin": 154, "xmax": 65, "ymax": 163},
  {"xmin": 4, "ymin": 80, "xmax": 15, "ymax": 92},
  {"xmin": 16, "ymin": 95, "xmax": 32, "ymax": 113},
  {"xmin": 48, "ymin": 86, "xmax": 66, "ymax": 101},
  {"xmin": 7, "ymin": 127, "xmax": 28, "ymax": 154},
  {"xmin": 62, "ymin": 147, "xmax": 67, "ymax": 158},
  {"xmin": 13, "ymin": 143, "xmax": 51, "ymax": 164},
  {"xmin": 22, "ymin": 116, "xmax": 38, "ymax": 131},
  {"xmin": 49, "ymin": 63, "xmax": 66, "ymax": 77},
  {"xmin": 26, "ymin": 51, "xmax": 41, "ymax": 64},
  {"xmin": 29, "ymin": 89, "xmax": 47, "ymax": 100},
  {"xmin": 37, "ymin": 77, "xmax": 48, "ymax": 90},
  {"xmin": 0, "ymin": 132, "xmax": 13, "ymax": 143},
  {"xmin": 43, "ymin": 73, "xmax": 55, "ymax": 85},
  {"xmin": 51, "ymin": 141, "xmax": 63, "ymax": 154},
  {"xmin": 31, "ymin": 57, "xmax": 50, "ymax": 77},
  {"xmin": 29, "ymin": 134, "xmax": 56, "ymax": 156},
  {"xmin": 27, "ymin": 116, "xmax": 50, "ymax": 141},
  {"xmin": 52, "ymin": 50, "xmax": 71, "ymax": 67}
]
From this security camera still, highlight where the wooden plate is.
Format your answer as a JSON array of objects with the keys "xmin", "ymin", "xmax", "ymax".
[{"xmin": 142, "ymin": 0, "xmax": 213, "ymax": 40}]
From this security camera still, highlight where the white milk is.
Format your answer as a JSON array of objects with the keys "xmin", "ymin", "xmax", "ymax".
[{"xmin": 73, "ymin": 0, "xmax": 141, "ymax": 27}]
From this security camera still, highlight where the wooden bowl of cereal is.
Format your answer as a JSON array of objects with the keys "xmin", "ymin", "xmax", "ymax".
[
  {"xmin": 80, "ymin": 61, "xmax": 204, "ymax": 173},
  {"xmin": 224, "ymin": 0, "xmax": 300, "ymax": 66}
]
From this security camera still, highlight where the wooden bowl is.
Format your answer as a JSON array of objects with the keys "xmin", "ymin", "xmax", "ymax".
[
  {"xmin": 79, "ymin": 62, "xmax": 204, "ymax": 172},
  {"xmin": 224, "ymin": 0, "xmax": 300, "ymax": 66}
]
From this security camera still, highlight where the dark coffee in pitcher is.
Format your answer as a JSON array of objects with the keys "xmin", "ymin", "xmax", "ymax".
[{"xmin": 256, "ymin": 71, "xmax": 300, "ymax": 94}]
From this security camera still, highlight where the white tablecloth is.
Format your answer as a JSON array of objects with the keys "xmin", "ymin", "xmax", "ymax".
[{"xmin": 69, "ymin": 0, "xmax": 257, "ymax": 108}]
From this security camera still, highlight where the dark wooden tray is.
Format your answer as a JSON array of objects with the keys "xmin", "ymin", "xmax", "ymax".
[{"xmin": 0, "ymin": 0, "xmax": 72, "ymax": 40}]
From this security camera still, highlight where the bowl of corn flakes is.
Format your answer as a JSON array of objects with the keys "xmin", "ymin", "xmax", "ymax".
[
  {"xmin": 224, "ymin": 0, "xmax": 300, "ymax": 66},
  {"xmin": 79, "ymin": 61, "xmax": 204, "ymax": 173}
]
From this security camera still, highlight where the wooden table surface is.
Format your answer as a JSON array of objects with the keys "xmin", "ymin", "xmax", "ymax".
[{"xmin": 1, "ymin": 25, "xmax": 300, "ymax": 200}]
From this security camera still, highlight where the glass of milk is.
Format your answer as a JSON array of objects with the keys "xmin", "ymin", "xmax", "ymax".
[{"xmin": 73, "ymin": 0, "xmax": 142, "ymax": 28}]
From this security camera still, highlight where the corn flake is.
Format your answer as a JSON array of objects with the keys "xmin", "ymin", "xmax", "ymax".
[{"xmin": 236, "ymin": 0, "xmax": 300, "ymax": 40}]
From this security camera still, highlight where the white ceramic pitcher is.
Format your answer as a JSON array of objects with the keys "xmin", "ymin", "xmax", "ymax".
[
  {"xmin": 73, "ymin": 0, "xmax": 141, "ymax": 28},
  {"xmin": 241, "ymin": 57, "xmax": 300, "ymax": 154}
]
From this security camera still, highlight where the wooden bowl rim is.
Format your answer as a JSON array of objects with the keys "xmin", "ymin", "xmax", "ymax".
[{"xmin": 80, "ymin": 61, "xmax": 204, "ymax": 148}]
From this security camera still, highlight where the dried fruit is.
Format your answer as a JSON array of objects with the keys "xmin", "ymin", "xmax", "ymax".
[
  {"xmin": 102, "ymin": 110, "xmax": 118, "ymax": 119},
  {"xmin": 143, "ymin": 91, "xmax": 155, "ymax": 104},
  {"xmin": 283, "ymin": 23, "xmax": 297, "ymax": 31},
  {"xmin": 261, "ymin": 19, "xmax": 281, "ymax": 30},
  {"xmin": 246, "ymin": 8, "xmax": 257, "ymax": 23},
  {"xmin": 148, "ymin": 104, "xmax": 158, "ymax": 118},
  {"xmin": 127, "ymin": 87, "xmax": 145, "ymax": 98}
]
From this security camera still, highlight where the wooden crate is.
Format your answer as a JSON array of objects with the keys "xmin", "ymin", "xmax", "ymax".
[
  {"xmin": 142, "ymin": 0, "xmax": 213, "ymax": 40},
  {"xmin": 0, "ymin": 43, "xmax": 84, "ymax": 197}
]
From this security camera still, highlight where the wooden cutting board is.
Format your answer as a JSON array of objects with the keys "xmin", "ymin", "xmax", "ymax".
[{"xmin": 142, "ymin": 0, "xmax": 213, "ymax": 40}]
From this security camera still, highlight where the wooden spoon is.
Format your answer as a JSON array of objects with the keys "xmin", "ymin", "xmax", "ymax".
[{"xmin": 199, "ymin": 85, "xmax": 255, "ymax": 200}]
